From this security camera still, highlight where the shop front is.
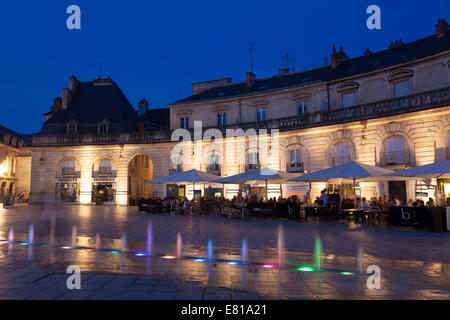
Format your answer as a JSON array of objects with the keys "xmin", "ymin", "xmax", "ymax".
[
  {"xmin": 55, "ymin": 178, "xmax": 79, "ymax": 202},
  {"xmin": 204, "ymin": 184, "xmax": 224, "ymax": 198},
  {"xmin": 92, "ymin": 178, "xmax": 116, "ymax": 204},
  {"xmin": 167, "ymin": 184, "xmax": 185, "ymax": 198}
]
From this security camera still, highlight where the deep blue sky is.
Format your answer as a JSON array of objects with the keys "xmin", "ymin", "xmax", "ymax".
[{"xmin": 0, "ymin": 0, "xmax": 447, "ymax": 134}]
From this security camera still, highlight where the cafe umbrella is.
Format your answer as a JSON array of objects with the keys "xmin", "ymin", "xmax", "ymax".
[
  {"xmin": 384, "ymin": 159, "xmax": 450, "ymax": 179},
  {"xmin": 214, "ymin": 168, "xmax": 298, "ymax": 199},
  {"xmin": 288, "ymin": 161, "xmax": 395, "ymax": 208},
  {"xmin": 144, "ymin": 169, "xmax": 221, "ymax": 199}
]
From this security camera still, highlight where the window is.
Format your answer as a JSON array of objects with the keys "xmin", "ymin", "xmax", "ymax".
[
  {"xmin": 333, "ymin": 143, "xmax": 351, "ymax": 165},
  {"xmin": 207, "ymin": 154, "xmax": 221, "ymax": 174},
  {"xmin": 297, "ymin": 101, "xmax": 309, "ymax": 115},
  {"xmin": 180, "ymin": 117, "xmax": 189, "ymax": 129},
  {"xmin": 248, "ymin": 152, "xmax": 260, "ymax": 170},
  {"xmin": 393, "ymin": 80, "xmax": 410, "ymax": 98},
  {"xmin": 383, "ymin": 136, "xmax": 408, "ymax": 165},
  {"xmin": 67, "ymin": 123, "xmax": 77, "ymax": 135},
  {"xmin": 99, "ymin": 122, "xmax": 108, "ymax": 134},
  {"xmin": 341, "ymin": 92, "xmax": 356, "ymax": 108},
  {"xmin": 287, "ymin": 149, "xmax": 303, "ymax": 172},
  {"xmin": 99, "ymin": 158, "xmax": 112, "ymax": 175},
  {"xmin": 217, "ymin": 113, "xmax": 227, "ymax": 126},
  {"xmin": 170, "ymin": 159, "xmax": 183, "ymax": 174},
  {"xmin": 256, "ymin": 108, "xmax": 266, "ymax": 122},
  {"xmin": 62, "ymin": 159, "xmax": 75, "ymax": 176}
]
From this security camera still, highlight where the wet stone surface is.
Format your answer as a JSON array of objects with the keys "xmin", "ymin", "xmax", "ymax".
[{"xmin": 0, "ymin": 204, "xmax": 448, "ymax": 300}]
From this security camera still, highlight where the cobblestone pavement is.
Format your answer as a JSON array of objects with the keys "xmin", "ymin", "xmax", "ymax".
[{"xmin": 0, "ymin": 204, "xmax": 448, "ymax": 300}]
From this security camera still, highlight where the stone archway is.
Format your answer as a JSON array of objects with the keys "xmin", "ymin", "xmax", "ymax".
[{"xmin": 128, "ymin": 154, "xmax": 153, "ymax": 206}]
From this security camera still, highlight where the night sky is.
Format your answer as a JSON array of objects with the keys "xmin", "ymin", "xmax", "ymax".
[{"xmin": 0, "ymin": 0, "xmax": 447, "ymax": 134}]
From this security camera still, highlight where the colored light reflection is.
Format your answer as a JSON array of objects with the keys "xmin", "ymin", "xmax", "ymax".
[
  {"xmin": 20, "ymin": 242, "xmax": 29, "ymax": 245},
  {"xmin": 339, "ymin": 271, "xmax": 355, "ymax": 275},
  {"xmin": 62, "ymin": 246, "xmax": 71, "ymax": 249},
  {"xmin": 135, "ymin": 252, "xmax": 147, "ymax": 257},
  {"xmin": 193, "ymin": 258, "xmax": 207, "ymax": 262},
  {"xmin": 41, "ymin": 245, "xmax": 48, "ymax": 247},
  {"xmin": 226, "ymin": 261, "xmax": 240, "ymax": 265},
  {"xmin": 261, "ymin": 264, "xmax": 276, "ymax": 269},
  {"xmin": 295, "ymin": 266, "xmax": 316, "ymax": 272},
  {"xmin": 161, "ymin": 255, "xmax": 176, "ymax": 259},
  {"xmin": 110, "ymin": 250, "xmax": 120, "ymax": 254}
]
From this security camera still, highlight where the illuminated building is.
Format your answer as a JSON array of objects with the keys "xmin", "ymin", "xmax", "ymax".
[{"xmin": 28, "ymin": 19, "xmax": 450, "ymax": 205}]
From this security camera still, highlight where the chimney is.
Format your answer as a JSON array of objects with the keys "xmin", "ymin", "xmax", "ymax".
[
  {"xmin": 93, "ymin": 76, "xmax": 113, "ymax": 85},
  {"xmin": 363, "ymin": 48, "xmax": 372, "ymax": 56},
  {"xmin": 69, "ymin": 75, "xmax": 79, "ymax": 91},
  {"xmin": 331, "ymin": 45, "xmax": 338, "ymax": 68},
  {"xmin": 246, "ymin": 72, "xmax": 255, "ymax": 88},
  {"xmin": 62, "ymin": 76, "xmax": 79, "ymax": 109},
  {"xmin": 436, "ymin": 18, "xmax": 449, "ymax": 37},
  {"xmin": 278, "ymin": 67, "xmax": 290, "ymax": 76},
  {"xmin": 137, "ymin": 98, "xmax": 149, "ymax": 116},
  {"xmin": 62, "ymin": 88, "xmax": 69, "ymax": 109},
  {"xmin": 53, "ymin": 96, "xmax": 62, "ymax": 112},
  {"xmin": 331, "ymin": 45, "xmax": 348, "ymax": 68}
]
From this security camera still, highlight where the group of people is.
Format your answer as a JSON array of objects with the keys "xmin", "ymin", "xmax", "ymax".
[
  {"xmin": 139, "ymin": 189, "xmax": 442, "ymax": 222},
  {"xmin": 140, "ymin": 194, "xmax": 308, "ymax": 218},
  {"xmin": 314, "ymin": 188, "xmax": 440, "ymax": 212}
]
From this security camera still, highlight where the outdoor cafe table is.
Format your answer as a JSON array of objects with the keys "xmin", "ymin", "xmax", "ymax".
[{"xmin": 341, "ymin": 208, "xmax": 366, "ymax": 223}]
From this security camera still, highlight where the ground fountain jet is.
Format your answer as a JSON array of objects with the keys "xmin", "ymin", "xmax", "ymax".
[
  {"xmin": 95, "ymin": 233, "xmax": 100, "ymax": 251},
  {"xmin": 314, "ymin": 237, "xmax": 322, "ymax": 299},
  {"xmin": 357, "ymin": 246, "xmax": 364, "ymax": 274},
  {"xmin": 146, "ymin": 220, "xmax": 152, "ymax": 255},
  {"xmin": 8, "ymin": 228, "xmax": 13, "ymax": 256},
  {"xmin": 241, "ymin": 238, "xmax": 248, "ymax": 265},
  {"xmin": 71, "ymin": 226, "xmax": 77, "ymax": 248},
  {"xmin": 207, "ymin": 238, "xmax": 213, "ymax": 280},
  {"xmin": 277, "ymin": 224, "xmax": 285, "ymax": 266},
  {"xmin": 207, "ymin": 238, "xmax": 213, "ymax": 262},
  {"xmin": 176, "ymin": 232, "xmax": 182, "ymax": 258},
  {"xmin": 314, "ymin": 237, "xmax": 322, "ymax": 270},
  {"xmin": 27, "ymin": 224, "xmax": 34, "ymax": 261},
  {"xmin": 241, "ymin": 238, "xmax": 248, "ymax": 284},
  {"xmin": 28, "ymin": 224, "xmax": 34, "ymax": 244},
  {"xmin": 121, "ymin": 233, "xmax": 127, "ymax": 252}
]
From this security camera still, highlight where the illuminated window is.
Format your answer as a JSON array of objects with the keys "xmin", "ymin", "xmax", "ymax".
[
  {"xmin": 180, "ymin": 117, "xmax": 189, "ymax": 129},
  {"xmin": 256, "ymin": 108, "xmax": 266, "ymax": 121},
  {"xmin": 217, "ymin": 113, "xmax": 227, "ymax": 126}
]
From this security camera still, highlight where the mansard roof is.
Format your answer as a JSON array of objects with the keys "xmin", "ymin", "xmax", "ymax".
[
  {"xmin": 39, "ymin": 81, "xmax": 140, "ymax": 135},
  {"xmin": 172, "ymin": 32, "xmax": 450, "ymax": 105}
]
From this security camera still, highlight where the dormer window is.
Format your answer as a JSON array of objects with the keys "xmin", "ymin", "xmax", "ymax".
[
  {"xmin": 388, "ymin": 69, "xmax": 414, "ymax": 98},
  {"xmin": 67, "ymin": 121, "xmax": 77, "ymax": 135},
  {"xmin": 98, "ymin": 120, "xmax": 109, "ymax": 134},
  {"xmin": 342, "ymin": 92, "xmax": 356, "ymax": 108},
  {"xmin": 393, "ymin": 80, "xmax": 410, "ymax": 98},
  {"xmin": 337, "ymin": 82, "xmax": 359, "ymax": 108}
]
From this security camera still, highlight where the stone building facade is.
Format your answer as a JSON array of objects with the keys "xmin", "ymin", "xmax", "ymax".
[
  {"xmin": 0, "ymin": 126, "xmax": 31, "ymax": 202},
  {"xmin": 27, "ymin": 19, "xmax": 450, "ymax": 205}
]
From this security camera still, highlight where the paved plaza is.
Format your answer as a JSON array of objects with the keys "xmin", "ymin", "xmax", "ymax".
[{"xmin": 0, "ymin": 204, "xmax": 448, "ymax": 300}]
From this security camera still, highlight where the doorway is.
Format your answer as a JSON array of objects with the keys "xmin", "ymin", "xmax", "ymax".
[
  {"xmin": 388, "ymin": 181, "xmax": 407, "ymax": 204},
  {"xmin": 128, "ymin": 155, "xmax": 153, "ymax": 205}
]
